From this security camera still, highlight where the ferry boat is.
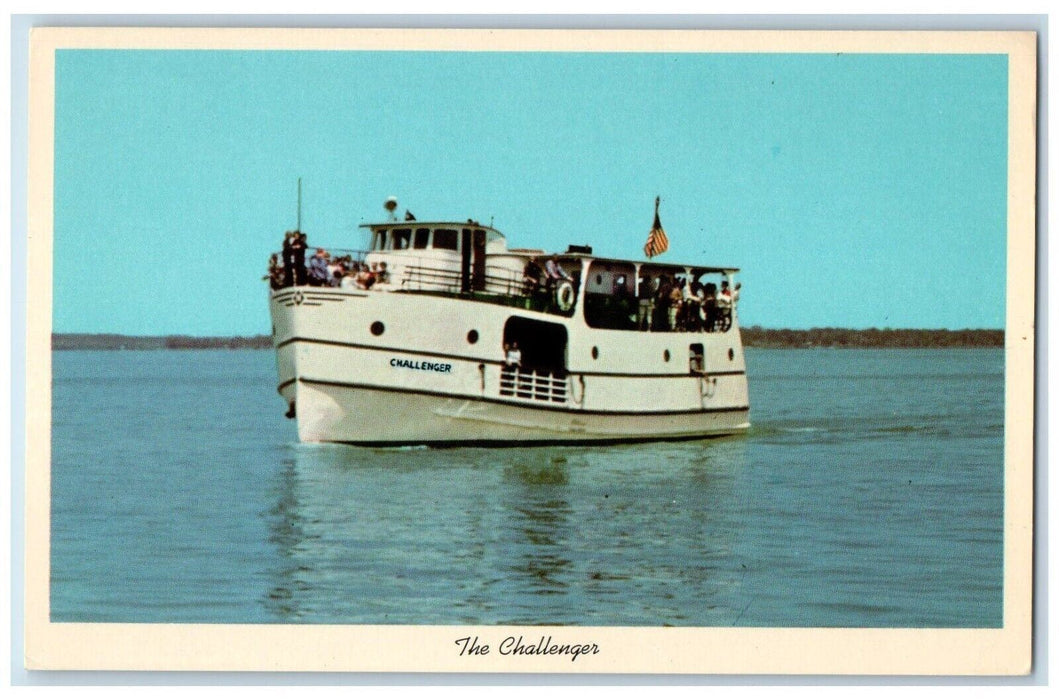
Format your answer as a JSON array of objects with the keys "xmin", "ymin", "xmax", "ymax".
[{"xmin": 268, "ymin": 203, "xmax": 750, "ymax": 445}]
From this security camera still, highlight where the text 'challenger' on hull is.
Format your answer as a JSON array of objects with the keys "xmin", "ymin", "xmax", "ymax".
[{"xmin": 267, "ymin": 196, "xmax": 750, "ymax": 445}]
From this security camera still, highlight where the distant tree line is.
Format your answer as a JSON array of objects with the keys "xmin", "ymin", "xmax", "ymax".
[
  {"xmin": 52, "ymin": 334, "xmax": 272, "ymax": 350},
  {"xmin": 52, "ymin": 329, "xmax": 1003, "ymax": 350},
  {"xmin": 740, "ymin": 326, "xmax": 1004, "ymax": 348}
]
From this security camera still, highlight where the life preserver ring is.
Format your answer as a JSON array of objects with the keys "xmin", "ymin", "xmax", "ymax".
[{"xmin": 555, "ymin": 280, "xmax": 575, "ymax": 311}]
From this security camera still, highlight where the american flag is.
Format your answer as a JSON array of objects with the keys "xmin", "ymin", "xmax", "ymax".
[{"xmin": 643, "ymin": 196, "xmax": 669, "ymax": 258}]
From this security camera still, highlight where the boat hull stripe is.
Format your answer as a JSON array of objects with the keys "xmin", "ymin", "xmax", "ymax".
[
  {"xmin": 275, "ymin": 337, "xmax": 747, "ymax": 378},
  {"xmin": 281, "ymin": 376, "xmax": 750, "ymax": 416},
  {"xmin": 328, "ymin": 433, "xmax": 745, "ymax": 448}
]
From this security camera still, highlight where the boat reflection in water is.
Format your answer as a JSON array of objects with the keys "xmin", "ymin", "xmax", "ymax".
[{"xmin": 262, "ymin": 438, "xmax": 751, "ymax": 625}]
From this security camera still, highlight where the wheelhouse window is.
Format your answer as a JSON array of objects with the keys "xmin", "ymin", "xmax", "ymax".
[
  {"xmin": 413, "ymin": 228, "xmax": 431, "ymax": 249},
  {"xmin": 371, "ymin": 229, "xmax": 388, "ymax": 251},
  {"xmin": 433, "ymin": 228, "xmax": 459, "ymax": 250},
  {"xmin": 392, "ymin": 228, "xmax": 412, "ymax": 250}
]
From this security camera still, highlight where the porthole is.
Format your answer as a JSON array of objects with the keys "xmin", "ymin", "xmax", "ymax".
[
  {"xmin": 467, "ymin": 329, "xmax": 479, "ymax": 344},
  {"xmin": 591, "ymin": 346, "xmax": 599, "ymax": 360},
  {"xmin": 728, "ymin": 348, "xmax": 735, "ymax": 361},
  {"xmin": 663, "ymin": 349, "xmax": 671, "ymax": 362},
  {"xmin": 370, "ymin": 321, "xmax": 385, "ymax": 336},
  {"xmin": 595, "ymin": 274, "xmax": 603, "ymax": 285}
]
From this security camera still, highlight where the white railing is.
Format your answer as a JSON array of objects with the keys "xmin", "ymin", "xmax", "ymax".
[
  {"xmin": 499, "ymin": 367, "xmax": 569, "ymax": 404},
  {"xmin": 398, "ymin": 262, "xmax": 526, "ymax": 297}
]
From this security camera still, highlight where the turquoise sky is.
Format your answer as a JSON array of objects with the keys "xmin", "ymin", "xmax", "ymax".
[{"xmin": 53, "ymin": 50, "xmax": 1008, "ymax": 335}]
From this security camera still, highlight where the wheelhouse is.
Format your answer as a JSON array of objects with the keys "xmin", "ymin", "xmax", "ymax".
[{"xmin": 364, "ymin": 222, "xmax": 507, "ymax": 255}]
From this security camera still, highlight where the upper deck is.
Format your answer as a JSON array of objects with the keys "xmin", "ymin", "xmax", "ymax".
[{"xmin": 271, "ymin": 219, "xmax": 742, "ymax": 334}]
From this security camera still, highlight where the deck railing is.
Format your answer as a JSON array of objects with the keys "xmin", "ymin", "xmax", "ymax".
[
  {"xmin": 499, "ymin": 367, "xmax": 569, "ymax": 404},
  {"xmin": 399, "ymin": 263, "xmax": 525, "ymax": 297},
  {"xmin": 272, "ymin": 248, "xmax": 526, "ymax": 295}
]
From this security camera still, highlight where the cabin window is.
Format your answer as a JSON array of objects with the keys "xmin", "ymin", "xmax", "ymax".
[
  {"xmin": 433, "ymin": 228, "xmax": 459, "ymax": 250},
  {"xmin": 583, "ymin": 261, "xmax": 637, "ymax": 331},
  {"xmin": 392, "ymin": 228, "xmax": 412, "ymax": 250},
  {"xmin": 413, "ymin": 228, "xmax": 430, "ymax": 249}
]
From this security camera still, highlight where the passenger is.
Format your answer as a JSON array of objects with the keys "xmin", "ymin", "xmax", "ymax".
[
  {"xmin": 654, "ymin": 275, "xmax": 672, "ymax": 331},
  {"xmin": 281, "ymin": 232, "xmax": 295, "ymax": 287},
  {"xmin": 376, "ymin": 261, "xmax": 390, "ymax": 285},
  {"xmin": 308, "ymin": 249, "xmax": 330, "ymax": 286},
  {"xmin": 327, "ymin": 257, "xmax": 343, "ymax": 286},
  {"xmin": 291, "ymin": 231, "xmax": 308, "ymax": 286},
  {"xmin": 703, "ymin": 282, "xmax": 718, "ymax": 332},
  {"xmin": 355, "ymin": 265, "xmax": 375, "ymax": 290},
  {"xmin": 684, "ymin": 280, "xmax": 703, "ymax": 332},
  {"xmin": 340, "ymin": 268, "xmax": 359, "ymax": 289},
  {"xmin": 523, "ymin": 257, "xmax": 544, "ymax": 296},
  {"xmin": 716, "ymin": 280, "xmax": 733, "ymax": 331},
  {"xmin": 718, "ymin": 280, "xmax": 733, "ymax": 306},
  {"xmin": 544, "ymin": 255, "xmax": 572, "ymax": 284},
  {"xmin": 668, "ymin": 278, "xmax": 684, "ymax": 331},
  {"xmin": 505, "ymin": 342, "xmax": 522, "ymax": 369},
  {"xmin": 733, "ymin": 282, "xmax": 741, "ymax": 305},
  {"xmin": 695, "ymin": 282, "xmax": 707, "ymax": 329},
  {"xmin": 637, "ymin": 274, "xmax": 655, "ymax": 331},
  {"xmin": 265, "ymin": 253, "xmax": 284, "ymax": 290}
]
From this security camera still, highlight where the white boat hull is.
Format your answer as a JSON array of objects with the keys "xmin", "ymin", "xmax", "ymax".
[
  {"xmin": 282, "ymin": 377, "xmax": 749, "ymax": 445},
  {"xmin": 270, "ymin": 286, "xmax": 750, "ymax": 446}
]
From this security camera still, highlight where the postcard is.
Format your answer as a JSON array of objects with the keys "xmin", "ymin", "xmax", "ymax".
[{"xmin": 23, "ymin": 25, "xmax": 1036, "ymax": 675}]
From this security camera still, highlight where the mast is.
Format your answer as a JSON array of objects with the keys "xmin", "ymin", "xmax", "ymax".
[{"xmin": 296, "ymin": 177, "xmax": 302, "ymax": 231}]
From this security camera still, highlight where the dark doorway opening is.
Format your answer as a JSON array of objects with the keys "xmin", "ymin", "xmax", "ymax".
[
  {"xmin": 503, "ymin": 316, "xmax": 568, "ymax": 375},
  {"xmin": 472, "ymin": 229, "xmax": 487, "ymax": 292}
]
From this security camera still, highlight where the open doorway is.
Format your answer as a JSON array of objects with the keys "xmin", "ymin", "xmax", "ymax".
[{"xmin": 502, "ymin": 316, "xmax": 568, "ymax": 375}]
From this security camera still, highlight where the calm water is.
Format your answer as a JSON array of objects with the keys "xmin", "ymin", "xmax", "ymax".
[{"xmin": 50, "ymin": 348, "xmax": 1003, "ymax": 627}]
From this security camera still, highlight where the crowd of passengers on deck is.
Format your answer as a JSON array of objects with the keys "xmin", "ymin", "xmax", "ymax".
[
  {"xmin": 636, "ymin": 273, "xmax": 741, "ymax": 332},
  {"xmin": 266, "ymin": 231, "xmax": 389, "ymax": 290}
]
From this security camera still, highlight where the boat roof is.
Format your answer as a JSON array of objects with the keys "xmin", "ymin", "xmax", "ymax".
[
  {"xmin": 359, "ymin": 221, "xmax": 505, "ymax": 236},
  {"xmin": 359, "ymin": 221, "xmax": 739, "ymax": 274},
  {"xmin": 561, "ymin": 253, "xmax": 739, "ymax": 275}
]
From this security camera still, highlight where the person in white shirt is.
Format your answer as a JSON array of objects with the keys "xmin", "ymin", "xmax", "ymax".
[
  {"xmin": 545, "ymin": 255, "xmax": 571, "ymax": 282},
  {"xmin": 505, "ymin": 342, "xmax": 522, "ymax": 369}
]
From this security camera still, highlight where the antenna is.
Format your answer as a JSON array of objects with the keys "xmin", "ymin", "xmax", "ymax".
[{"xmin": 296, "ymin": 177, "xmax": 302, "ymax": 231}]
